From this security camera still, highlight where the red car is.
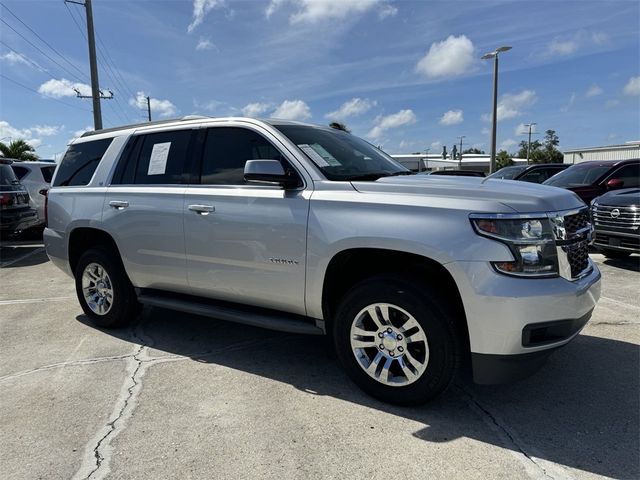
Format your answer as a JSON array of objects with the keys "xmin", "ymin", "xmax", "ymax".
[{"xmin": 543, "ymin": 159, "xmax": 640, "ymax": 204}]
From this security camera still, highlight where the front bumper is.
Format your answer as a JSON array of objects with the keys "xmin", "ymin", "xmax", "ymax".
[{"xmin": 446, "ymin": 259, "xmax": 601, "ymax": 382}]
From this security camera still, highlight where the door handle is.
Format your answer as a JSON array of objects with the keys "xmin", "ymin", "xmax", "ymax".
[
  {"xmin": 109, "ymin": 200, "xmax": 129, "ymax": 210},
  {"xmin": 188, "ymin": 204, "xmax": 215, "ymax": 215}
]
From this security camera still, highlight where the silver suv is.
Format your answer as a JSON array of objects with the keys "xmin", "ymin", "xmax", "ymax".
[{"xmin": 44, "ymin": 116, "xmax": 601, "ymax": 405}]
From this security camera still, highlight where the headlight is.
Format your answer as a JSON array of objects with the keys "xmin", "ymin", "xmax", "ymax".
[{"xmin": 470, "ymin": 215, "xmax": 558, "ymax": 277}]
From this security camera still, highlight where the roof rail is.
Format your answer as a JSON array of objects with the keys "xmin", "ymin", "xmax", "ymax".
[{"xmin": 80, "ymin": 115, "xmax": 213, "ymax": 138}]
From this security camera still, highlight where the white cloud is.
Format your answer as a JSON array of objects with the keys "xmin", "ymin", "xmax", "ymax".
[
  {"xmin": 129, "ymin": 91, "xmax": 177, "ymax": 118},
  {"xmin": 242, "ymin": 102, "xmax": 271, "ymax": 117},
  {"xmin": 605, "ymin": 99, "xmax": 621, "ymax": 108},
  {"xmin": 592, "ymin": 32, "xmax": 609, "ymax": 45},
  {"xmin": 515, "ymin": 123, "xmax": 537, "ymax": 136},
  {"xmin": 196, "ymin": 37, "xmax": 216, "ymax": 51},
  {"xmin": 500, "ymin": 139, "xmax": 517, "ymax": 150},
  {"xmin": 415, "ymin": 35, "xmax": 475, "ymax": 78},
  {"xmin": 266, "ymin": 0, "xmax": 390, "ymax": 24},
  {"xmin": 543, "ymin": 30, "xmax": 609, "ymax": 57},
  {"xmin": 73, "ymin": 126, "xmax": 93, "ymax": 139},
  {"xmin": 272, "ymin": 99, "xmax": 311, "ymax": 120},
  {"xmin": 481, "ymin": 127, "xmax": 490, "ymax": 135},
  {"xmin": 546, "ymin": 36, "xmax": 580, "ymax": 56},
  {"xmin": 560, "ymin": 92, "xmax": 576, "ymax": 112},
  {"xmin": 430, "ymin": 141, "xmax": 442, "ymax": 149},
  {"xmin": 439, "ymin": 109, "xmax": 463, "ymax": 126},
  {"xmin": 623, "ymin": 76, "xmax": 640, "ymax": 96},
  {"xmin": 0, "ymin": 120, "xmax": 62, "ymax": 150},
  {"xmin": 368, "ymin": 109, "xmax": 416, "ymax": 139},
  {"xmin": 0, "ymin": 51, "xmax": 31, "ymax": 67},
  {"xmin": 378, "ymin": 3, "xmax": 397, "ymax": 19},
  {"xmin": 586, "ymin": 84, "xmax": 603, "ymax": 97},
  {"xmin": 188, "ymin": 0, "xmax": 225, "ymax": 33},
  {"xmin": 325, "ymin": 97, "xmax": 376, "ymax": 119},
  {"xmin": 38, "ymin": 78, "xmax": 91, "ymax": 98},
  {"xmin": 482, "ymin": 90, "xmax": 537, "ymax": 122}
]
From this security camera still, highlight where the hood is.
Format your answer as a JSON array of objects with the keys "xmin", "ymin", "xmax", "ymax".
[
  {"xmin": 596, "ymin": 188, "xmax": 640, "ymax": 207},
  {"xmin": 351, "ymin": 175, "xmax": 586, "ymax": 213}
]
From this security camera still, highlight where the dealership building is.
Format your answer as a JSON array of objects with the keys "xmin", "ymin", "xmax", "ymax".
[{"xmin": 563, "ymin": 141, "xmax": 640, "ymax": 164}]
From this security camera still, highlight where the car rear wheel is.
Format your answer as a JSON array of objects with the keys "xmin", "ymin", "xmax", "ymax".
[
  {"xmin": 333, "ymin": 275, "xmax": 462, "ymax": 405},
  {"xmin": 74, "ymin": 246, "xmax": 140, "ymax": 328}
]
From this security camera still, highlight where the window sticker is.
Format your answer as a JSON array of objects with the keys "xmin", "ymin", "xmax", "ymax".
[
  {"xmin": 148, "ymin": 142, "xmax": 171, "ymax": 175},
  {"xmin": 298, "ymin": 144, "xmax": 329, "ymax": 167},
  {"xmin": 309, "ymin": 143, "xmax": 341, "ymax": 167}
]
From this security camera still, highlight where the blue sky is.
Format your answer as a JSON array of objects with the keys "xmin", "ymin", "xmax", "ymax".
[{"xmin": 1, "ymin": 0, "xmax": 639, "ymax": 159}]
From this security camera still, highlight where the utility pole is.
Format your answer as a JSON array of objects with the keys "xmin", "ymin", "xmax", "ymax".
[
  {"xmin": 66, "ymin": 0, "xmax": 103, "ymax": 130},
  {"xmin": 146, "ymin": 96, "xmax": 152, "ymax": 122},
  {"xmin": 524, "ymin": 123, "xmax": 537, "ymax": 165},
  {"xmin": 457, "ymin": 135, "xmax": 465, "ymax": 169}
]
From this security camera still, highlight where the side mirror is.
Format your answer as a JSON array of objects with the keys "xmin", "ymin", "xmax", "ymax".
[
  {"xmin": 606, "ymin": 178, "xmax": 624, "ymax": 190},
  {"xmin": 244, "ymin": 160, "xmax": 298, "ymax": 188}
]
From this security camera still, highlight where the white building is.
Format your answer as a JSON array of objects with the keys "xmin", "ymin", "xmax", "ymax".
[
  {"xmin": 391, "ymin": 154, "xmax": 526, "ymax": 173},
  {"xmin": 563, "ymin": 141, "xmax": 640, "ymax": 164}
]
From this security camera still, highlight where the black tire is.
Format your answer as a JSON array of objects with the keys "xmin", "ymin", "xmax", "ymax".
[
  {"xmin": 333, "ymin": 274, "xmax": 462, "ymax": 406},
  {"xmin": 601, "ymin": 248, "xmax": 631, "ymax": 259},
  {"xmin": 74, "ymin": 245, "xmax": 140, "ymax": 328}
]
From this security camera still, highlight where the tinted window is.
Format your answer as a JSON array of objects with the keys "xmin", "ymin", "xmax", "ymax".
[
  {"xmin": 519, "ymin": 167, "xmax": 564, "ymax": 184},
  {"xmin": 41, "ymin": 166, "xmax": 56, "ymax": 183},
  {"xmin": 134, "ymin": 130, "xmax": 192, "ymax": 185},
  {"xmin": 610, "ymin": 164, "xmax": 640, "ymax": 188},
  {"xmin": 11, "ymin": 165, "xmax": 29, "ymax": 180},
  {"xmin": 543, "ymin": 164, "xmax": 611, "ymax": 187},
  {"xmin": 53, "ymin": 138, "xmax": 113, "ymax": 187},
  {"xmin": 487, "ymin": 165, "xmax": 527, "ymax": 180},
  {"xmin": 200, "ymin": 127, "xmax": 286, "ymax": 185},
  {"xmin": 1, "ymin": 164, "xmax": 19, "ymax": 187}
]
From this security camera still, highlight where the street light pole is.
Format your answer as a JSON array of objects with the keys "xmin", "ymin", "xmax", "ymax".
[
  {"xmin": 524, "ymin": 122, "xmax": 536, "ymax": 165},
  {"xmin": 482, "ymin": 46, "xmax": 512, "ymax": 174},
  {"xmin": 457, "ymin": 135, "xmax": 465, "ymax": 169}
]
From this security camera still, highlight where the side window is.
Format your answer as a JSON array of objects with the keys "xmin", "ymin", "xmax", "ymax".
[
  {"xmin": 11, "ymin": 166, "xmax": 29, "ymax": 180},
  {"xmin": 200, "ymin": 127, "xmax": 285, "ymax": 185},
  {"xmin": 519, "ymin": 169, "xmax": 546, "ymax": 183},
  {"xmin": 611, "ymin": 164, "xmax": 640, "ymax": 188},
  {"xmin": 133, "ymin": 130, "xmax": 192, "ymax": 185},
  {"xmin": 53, "ymin": 138, "xmax": 113, "ymax": 187},
  {"xmin": 41, "ymin": 166, "xmax": 56, "ymax": 183}
]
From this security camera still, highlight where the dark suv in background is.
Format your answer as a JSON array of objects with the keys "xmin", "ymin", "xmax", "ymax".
[
  {"xmin": 0, "ymin": 159, "xmax": 38, "ymax": 237},
  {"xmin": 591, "ymin": 188, "xmax": 640, "ymax": 258},
  {"xmin": 543, "ymin": 159, "xmax": 640, "ymax": 204},
  {"xmin": 487, "ymin": 163, "xmax": 569, "ymax": 183}
]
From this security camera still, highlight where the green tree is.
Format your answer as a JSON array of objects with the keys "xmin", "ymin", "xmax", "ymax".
[
  {"xmin": 516, "ymin": 139, "xmax": 542, "ymax": 160},
  {"xmin": 328, "ymin": 122, "xmax": 350, "ymax": 133},
  {"xmin": 496, "ymin": 150, "xmax": 514, "ymax": 169},
  {"xmin": 542, "ymin": 129, "xmax": 563, "ymax": 163},
  {"xmin": 463, "ymin": 147, "xmax": 485, "ymax": 154},
  {"xmin": 0, "ymin": 139, "xmax": 39, "ymax": 161}
]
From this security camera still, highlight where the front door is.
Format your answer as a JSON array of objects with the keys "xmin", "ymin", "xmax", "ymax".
[{"xmin": 183, "ymin": 126, "xmax": 309, "ymax": 315}]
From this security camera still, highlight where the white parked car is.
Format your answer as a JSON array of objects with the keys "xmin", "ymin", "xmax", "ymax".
[{"xmin": 11, "ymin": 160, "xmax": 56, "ymax": 226}]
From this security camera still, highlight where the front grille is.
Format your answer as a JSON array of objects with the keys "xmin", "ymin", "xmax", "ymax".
[
  {"xmin": 566, "ymin": 239, "xmax": 590, "ymax": 277},
  {"xmin": 564, "ymin": 209, "xmax": 590, "ymax": 236},
  {"xmin": 593, "ymin": 232, "xmax": 640, "ymax": 251},
  {"xmin": 592, "ymin": 204, "xmax": 640, "ymax": 231}
]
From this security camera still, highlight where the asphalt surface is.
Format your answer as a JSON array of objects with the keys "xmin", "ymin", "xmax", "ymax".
[{"xmin": 1, "ymin": 241, "xmax": 638, "ymax": 480}]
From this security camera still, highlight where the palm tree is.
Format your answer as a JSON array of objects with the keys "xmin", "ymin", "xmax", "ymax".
[{"xmin": 0, "ymin": 139, "xmax": 39, "ymax": 161}]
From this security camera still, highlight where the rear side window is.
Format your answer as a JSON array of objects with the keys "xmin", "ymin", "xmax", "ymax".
[
  {"xmin": 53, "ymin": 138, "xmax": 113, "ymax": 187},
  {"xmin": 41, "ymin": 166, "xmax": 56, "ymax": 183},
  {"xmin": 132, "ymin": 130, "xmax": 192, "ymax": 185},
  {"xmin": 11, "ymin": 165, "xmax": 29, "ymax": 180},
  {"xmin": 200, "ymin": 127, "xmax": 285, "ymax": 185},
  {"xmin": 610, "ymin": 163, "xmax": 640, "ymax": 188},
  {"xmin": 1, "ymin": 164, "xmax": 19, "ymax": 186}
]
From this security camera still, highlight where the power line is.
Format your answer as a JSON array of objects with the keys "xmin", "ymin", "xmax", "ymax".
[
  {"xmin": 0, "ymin": 1, "xmax": 89, "ymax": 82},
  {"xmin": 0, "ymin": 73, "xmax": 92, "ymax": 112},
  {"xmin": 0, "ymin": 39, "xmax": 51, "ymax": 74}
]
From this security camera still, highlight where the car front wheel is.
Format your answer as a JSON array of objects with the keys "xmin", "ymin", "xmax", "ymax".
[{"xmin": 333, "ymin": 275, "xmax": 461, "ymax": 405}]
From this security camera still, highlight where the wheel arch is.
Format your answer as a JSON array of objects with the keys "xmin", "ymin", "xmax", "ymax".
[
  {"xmin": 321, "ymin": 248, "xmax": 470, "ymax": 355},
  {"xmin": 68, "ymin": 227, "xmax": 122, "ymax": 274}
]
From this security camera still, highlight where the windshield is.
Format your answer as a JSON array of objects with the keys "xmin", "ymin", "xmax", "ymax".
[
  {"xmin": 274, "ymin": 125, "xmax": 410, "ymax": 181},
  {"xmin": 543, "ymin": 164, "xmax": 611, "ymax": 187},
  {"xmin": 487, "ymin": 165, "xmax": 527, "ymax": 180}
]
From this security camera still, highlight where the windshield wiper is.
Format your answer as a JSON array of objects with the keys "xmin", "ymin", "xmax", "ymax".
[{"xmin": 347, "ymin": 171, "xmax": 414, "ymax": 181}]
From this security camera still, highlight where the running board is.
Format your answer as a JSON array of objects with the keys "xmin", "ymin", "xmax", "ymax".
[{"xmin": 137, "ymin": 292, "xmax": 324, "ymax": 335}]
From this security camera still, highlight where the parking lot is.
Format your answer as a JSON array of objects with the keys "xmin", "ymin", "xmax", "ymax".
[{"xmin": 0, "ymin": 241, "xmax": 638, "ymax": 480}]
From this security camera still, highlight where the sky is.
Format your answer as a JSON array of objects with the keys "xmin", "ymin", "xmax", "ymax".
[{"xmin": 1, "ymin": 0, "xmax": 639, "ymax": 160}]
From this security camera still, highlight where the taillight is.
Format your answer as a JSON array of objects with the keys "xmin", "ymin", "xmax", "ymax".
[
  {"xmin": 0, "ymin": 193, "xmax": 8, "ymax": 207},
  {"xmin": 39, "ymin": 188, "xmax": 49, "ymax": 227}
]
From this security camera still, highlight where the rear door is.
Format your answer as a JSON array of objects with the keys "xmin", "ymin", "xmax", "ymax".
[
  {"xmin": 183, "ymin": 125, "xmax": 310, "ymax": 315},
  {"xmin": 103, "ymin": 127, "xmax": 195, "ymax": 293}
]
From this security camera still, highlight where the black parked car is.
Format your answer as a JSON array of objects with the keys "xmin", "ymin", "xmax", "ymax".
[
  {"xmin": 543, "ymin": 159, "xmax": 640, "ymax": 205},
  {"xmin": 0, "ymin": 159, "xmax": 38, "ymax": 237},
  {"xmin": 591, "ymin": 188, "xmax": 640, "ymax": 258},
  {"xmin": 487, "ymin": 163, "xmax": 569, "ymax": 183}
]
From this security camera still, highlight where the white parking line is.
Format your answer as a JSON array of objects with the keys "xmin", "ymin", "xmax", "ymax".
[
  {"xmin": 0, "ymin": 296, "xmax": 74, "ymax": 305},
  {"xmin": 0, "ymin": 247, "xmax": 45, "ymax": 268}
]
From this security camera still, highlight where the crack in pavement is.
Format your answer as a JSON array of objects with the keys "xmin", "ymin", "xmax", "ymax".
[{"xmin": 455, "ymin": 385, "xmax": 569, "ymax": 480}]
